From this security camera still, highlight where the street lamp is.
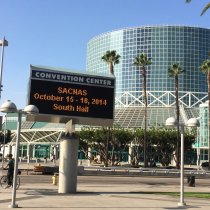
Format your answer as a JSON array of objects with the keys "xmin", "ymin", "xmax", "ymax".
[
  {"xmin": 1, "ymin": 113, "xmax": 8, "ymax": 168},
  {"xmin": 196, "ymin": 127, "xmax": 200, "ymax": 170},
  {"xmin": 0, "ymin": 100, "xmax": 39, "ymax": 208},
  {"xmin": 0, "ymin": 37, "xmax": 8, "ymax": 99},
  {"xmin": 165, "ymin": 117, "xmax": 199, "ymax": 207}
]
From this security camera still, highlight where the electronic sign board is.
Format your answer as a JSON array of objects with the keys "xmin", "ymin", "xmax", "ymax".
[{"xmin": 27, "ymin": 65, "xmax": 115, "ymax": 126}]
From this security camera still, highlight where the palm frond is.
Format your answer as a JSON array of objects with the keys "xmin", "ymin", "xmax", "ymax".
[
  {"xmin": 133, "ymin": 54, "xmax": 152, "ymax": 66},
  {"xmin": 200, "ymin": 59, "xmax": 210, "ymax": 73},
  {"xmin": 200, "ymin": 3, "xmax": 210, "ymax": 16},
  {"xmin": 186, "ymin": 0, "xmax": 209, "ymax": 16},
  {"xmin": 101, "ymin": 50, "xmax": 121, "ymax": 75},
  {"xmin": 168, "ymin": 63, "xmax": 184, "ymax": 77}
]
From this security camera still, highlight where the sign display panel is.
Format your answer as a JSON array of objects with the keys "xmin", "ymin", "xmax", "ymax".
[{"xmin": 27, "ymin": 66, "xmax": 115, "ymax": 126}]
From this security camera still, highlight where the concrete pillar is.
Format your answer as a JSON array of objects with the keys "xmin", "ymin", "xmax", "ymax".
[
  {"xmin": 128, "ymin": 143, "xmax": 133, "ymax": 164},
  {"xmin": 32, "ymin": 145, "xmax": 36, "ymax": 159},
  {"xmin": 54, "ymin": 145, "xmax": 58, "ymax": 160},
  {"xmin": 88, "ymin": 147, "xmax": 92, "ymax": 166},
  {"xmin": 10, "ymin": 145, "xmax": 15, "ymax": 157},
  {"xmin": 171, "ymin": 152, "xmax": 176, "ymax": 167},
  {"xmin": 8, "ymin": 144, "xmax": 12, "ymax": 155},
  {"xmin": 27, "ymin": 144, "xmax": 31, "ymax": 164},
  {"xmin": 3, "ymin": 145, "xmax": 11, "ymax": 158},
  {"xmin": 58, "ymin": 120, "xmax": 79, "ymax": 194},
  {"xmin": 21, "ymin": 145, "xmax": 24, "ymax": 158},
  {"xmin": 50, "ymin": 145, "xmax": 53, "ymax": 160}
]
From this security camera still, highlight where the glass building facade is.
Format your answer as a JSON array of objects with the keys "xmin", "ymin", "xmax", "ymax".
[
  {"xmin": 87, "ymin": 25, "xmax": 210, "ymax": 107},
  {"xmin": 197, "ymin": 103, "xmax": 209, "ymax": 162},
  {"xmin": 87, "ymin": 25, "xmax": 210, "ymax": 163}
]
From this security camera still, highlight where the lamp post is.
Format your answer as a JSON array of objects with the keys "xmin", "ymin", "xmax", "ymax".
[
  {"xmin": 165, "ymin": 117, "xmax": 199, "ymax": 207},
  {"xmin": 0, "ymin": 100, "xmax": 39, "ymax": 208},
  {"xmin": 0, "ymin": 37, "xmax": 8, "ymax": 99},
  {"xmin": 196, "ymin": 126, "xmax": 200, "ymax": 170},
  {"xmin": 1, "ymin": 113, "xmax": 7, "ymax": 168}
]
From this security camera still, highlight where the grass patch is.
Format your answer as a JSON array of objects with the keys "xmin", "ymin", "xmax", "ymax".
[{"xmin": 135, "ymin": 191, "xmax": 210, "ymax": 199}]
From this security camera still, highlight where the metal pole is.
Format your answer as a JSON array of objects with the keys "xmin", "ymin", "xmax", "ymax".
[
  {"xmin": 178, "ymin": 125, "xmax": 186, "ymax": 207},
  {"xmin": 197, "ymin": 128, "xmax": 200, "ymax": 170},
  {"xmin": 1, "ymin": 114, "xmax": 7, "ymax": 167},
  {"xmin": 0, "ymin": 37, "xmax": 8, "ymax": 99},
  {"xmin": 8, "ymin": 111, "xmax": 22, "ymax": 208}
]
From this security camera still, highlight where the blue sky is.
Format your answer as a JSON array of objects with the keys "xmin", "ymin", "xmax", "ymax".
[{"xmin": 0, "ymin": 0, "xmax": 209, "ymax": 109}]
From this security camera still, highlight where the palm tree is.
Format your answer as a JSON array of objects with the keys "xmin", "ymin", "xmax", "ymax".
[
  {"xmin": 101, "ymin": 50, "xmax": 121, "ymax": 75},
  {"xmin": 101, "ymin": 50, "xmax": 120, "ymax": 166},
  {"xmin": 133, "ymin": 54, "xmax": 152, "ymax": 168},
  {"xmin": 168, "ymin": 63, "xmax": 184, "ymax": 169},
  {"xmin": 186, "ymin": 0, "xmax": 210, "ymax": 15},
  {"xmin": 200, "ymin": 59, "xmax": 210, "ymax": 169}
]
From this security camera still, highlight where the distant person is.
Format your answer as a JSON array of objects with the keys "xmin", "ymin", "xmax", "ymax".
[
  {"xmin": 51, "ymin": 154, "xmax": 56, "ymax": 165},
  {"xmin": 4, "ymin": 154, "xmax": 14, "ymax": 188}
]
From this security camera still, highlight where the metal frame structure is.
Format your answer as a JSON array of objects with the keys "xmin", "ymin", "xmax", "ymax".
[
  {"xmin": 115, "ymin": 91, "xmax": 208, "ymax": 108},
  {"xmin": 10, "ymin": 129, "xmax": 63, "ymax": 145}
]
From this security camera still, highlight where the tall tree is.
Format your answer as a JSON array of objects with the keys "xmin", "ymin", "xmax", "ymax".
[
  {"xmin": 133, "ymin": 54, "xmax": 152, "ymax": 168},
  {"xmin": 186, "ymin": 0, "xmax": 210, "ymax": 15},
  {"xmin": 168, "ymin": 63, "xmax": 184, "ymax": 169},
  {"xmin": 101, "ymin": 50, "xmax": 121, "ymax": 75},
  {"xmin": 101, "ymin": 50, "xmax": 120, "ymax": 166},
  {"xmin": 200, "ymin": 59, "xmax": 210, "ymax": 169}
]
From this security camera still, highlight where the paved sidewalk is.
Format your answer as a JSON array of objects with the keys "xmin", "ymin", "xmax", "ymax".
[
  {"xmin": 1, "ymin": 162, "xmax": 210, "ymax": 210},
  {"xmin": 0, "ymin": 175, "xmax": 210, "ymax": 210}
]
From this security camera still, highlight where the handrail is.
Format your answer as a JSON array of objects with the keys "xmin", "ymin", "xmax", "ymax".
[{"xmin": 84, "ymin": 166, "xmax": 209, "ymax": 177}]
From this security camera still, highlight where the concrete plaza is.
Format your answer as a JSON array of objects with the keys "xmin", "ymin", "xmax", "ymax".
[{"xmin": 0, "ymin": 167, "xmax": 210, "ymax": 210}]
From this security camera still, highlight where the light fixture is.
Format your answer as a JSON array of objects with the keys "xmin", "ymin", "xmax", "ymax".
[
  {"xmin": 0, "ymin": 100, "xmax": 17, "ymax": 113},
  {"xmin": 165, "ymin": 117, "xmax": 199, "ymax": 207},
  {"xmin": 0, "ymin": 100, "xmax": 39, "ymax": 208}
]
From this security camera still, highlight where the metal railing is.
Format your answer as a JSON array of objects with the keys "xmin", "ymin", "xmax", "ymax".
[{"xmin": 83, "ymin": 166, "xmax": 209, "ymax": 178}]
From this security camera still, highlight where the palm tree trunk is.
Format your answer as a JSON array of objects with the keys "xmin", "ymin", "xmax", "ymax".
[
  {"xmin": 175, "ymin": 76, "xmax": 180, "ymax": 169},
  {"xmin": 105, "ymin": 127, "xmax": 110, "ymax": 167},
  {"xmin": 109, "ymin": 63, "xmax": 114, "ymax": 75},
  {"xmin": 142, "ymin": 66, "xmax": 148, "ymax": 168}
]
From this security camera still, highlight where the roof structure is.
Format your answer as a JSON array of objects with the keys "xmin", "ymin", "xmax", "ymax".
[{"xmin": 1, "ymin": 114, "xmax": 65, "ymax": 145}]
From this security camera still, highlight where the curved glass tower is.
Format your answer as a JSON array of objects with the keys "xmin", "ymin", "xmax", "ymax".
[{"xmin": 87, "ymin": 25, "xmax": 210, "ymax": 108}]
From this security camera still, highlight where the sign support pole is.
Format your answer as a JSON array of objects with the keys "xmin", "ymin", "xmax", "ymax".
[{"xmin": 58, "ymin": 120, "xmax": 79, "ymax": 193}]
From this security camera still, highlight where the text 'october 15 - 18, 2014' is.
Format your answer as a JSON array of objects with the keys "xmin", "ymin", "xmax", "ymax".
[{"xmin": 29, "ymin": 79, "xmax": 114, "ymax": 119}]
